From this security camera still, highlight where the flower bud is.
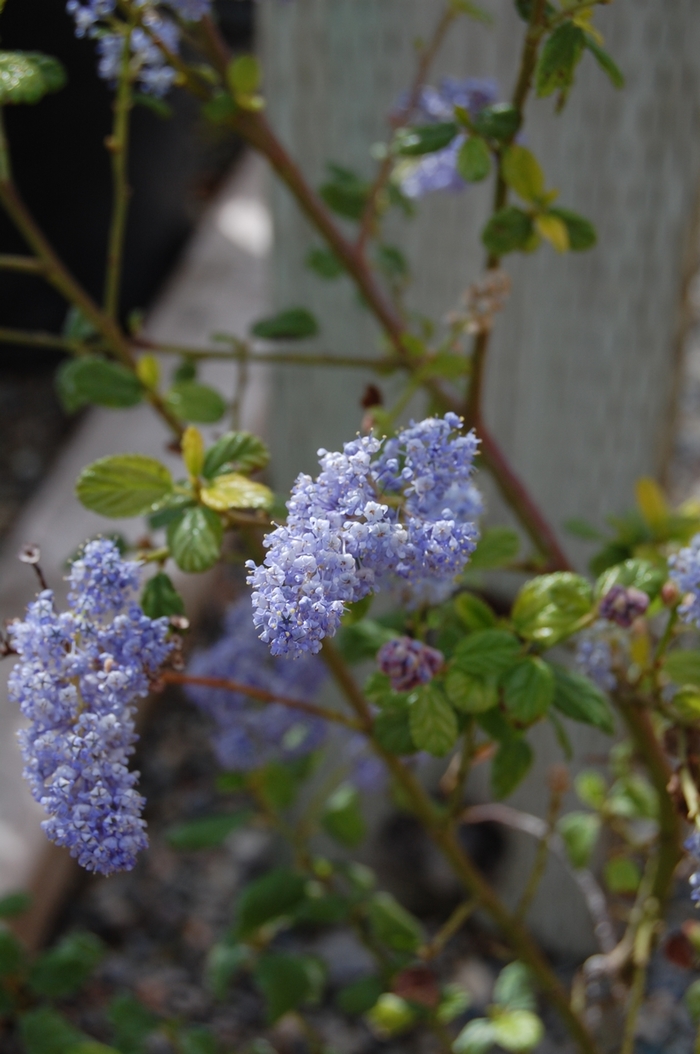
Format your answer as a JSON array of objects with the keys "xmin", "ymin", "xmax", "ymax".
[
  {"xmin": 377, "ymin": 636, "xmax": 444, "ymax": 692},
  {"xmin": 599, "ymin": 584, "xmax": 649, "ymax": 627},
  {"xmin": 661, "ymin": 580, "xmax": 681, "ymax": 606}
]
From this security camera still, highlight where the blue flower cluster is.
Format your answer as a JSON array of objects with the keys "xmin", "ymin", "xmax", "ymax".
[
  {"xmin": 66, "ymin": 0, "xmax": 210, "ymax": 96},
  {"xmin": 8, "ymin": 540, "xmax": 173, "ymax": 876},
  {"xmin": 686, "ymin": 830, "xmax": 700, "ymax": 903},
  {"xmin": 574, "ymin": 622, "xmax": 616, "ymax": 692},
  {"xmin": 185, "ymin": 599, "xmax": 327, "ymax": 771},
  {"xmin": 397, "ymin": 78, "xmax": 498, "ymax": 199},
  {"xmin": 669, "ymin": 535, "xmax": 700, "ymax": 627},
  {"xmin": 247, "ymin": 414, "xmax": 480, "ymax": 658}
]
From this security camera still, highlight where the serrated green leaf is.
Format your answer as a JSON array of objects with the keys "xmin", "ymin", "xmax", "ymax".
[
  {"xmin": 574, "ymin": 770, "xmax": 606, "ymax": 809},
  {"xmin": 20, "ymin": 1008, "xmax": 86, "ymax": 1054},
  {"xmin": 179, "ymin": 1028, "xmax": 216, "ymax": 1054},
  {"xmin": 551, "ymin": 665, "xmax": 614, "ymax": 733},
  {"xmin": 337, "ymin": 619, "xmax": 398, "ymax": 663},
  {"xmin": 502, "ymin": 657, "xmax": 554, "ymax": 724},
  {"xmin": 548, "ymin": 207, "xmax": 596, "ymax": 251},
  {"xmin": 165, "ymin": 811, "xmax": 250, "ymax": 851},
  {"xmin": 254, "ymin": 953, "xmax": 323, "ymax": 1022},
  {"xmin": 251, "ymin": 307, "xmax": 319, "ymax": 340},
  {"xmin": 557, "ymin": 811, "xmax": 600, "ymax": 869},
  {"xmin": 0, "ymin": 928, "xmax": 23, "ymax": 975},
  {"xmin": 306, "ymin": 247, "xmax": 344, "ymax": 279},
  {"xmin": 491, "ymin": 1008, "xmax": 544, "ymax": 1051},
  {"xmin": 167, "ymin": 506, "xmax": 222, "ymax": 572},
  {"xmin": 141, "ymin": 573, "xmax": 184, "ymax": 619},
  {"xmin": 502, "ymin": 145, "xmax": 545, "ymax": 203},
  {"xmin": 76, "ymin": 454, "xmax": 173, "ymax": 518},
  {"xmin": 584, "ymin": 34, "xmax": 624, "ymax": 89},
  {"xmin": 595, "ymin": 558, "xmax": 665, "ymax": 600},
  {"xmin": 453, "ymin": 1017, "xmax": 498, "ymax": 1054},
  {"xmin": 368, "ymin": 892, "xmax": 423, "ymax": 953},
  {"xmin": 454, "ymin": 592, "xmax": 497, "ymax": 631},
  {"xmin": 319, "ymin": 165, "xmax": 370, "ymax": 221},
  {"xmin": 665, "ymin": 650, "xmax": 700, "ymax": 688},
  {"xmin": 336, "ymin": 975, "xmax": 384, "ymax": 1016},
  {"xmin": 473, "ymin": 102, "xmax": 520, "ymax": 142},
  {"xmin": 408, "ymin": 684, "xmax": 458, "ymax": 756},
  {"xmin": 564, "ymin": 517, "xmax": 604, "ymax": 541},
  {"xmin": 512, "ymin": 572, "xmax": 593, "ymax": 647},
  {"xmin": 200, "ymin": 472, "xmax": 272, "ymax": 512},
  {"xmin": 373, "ymin": 704, "xmax": 416, "ymax": 755},
  {"xmin": 56, "ymin": 357, "xmax": 142, "ymax": 413},
  {"xmin": 482, "ymin": 207, "xmax": 534, "ymax": 256},
  {"xmin": 452, "ymin": 629, "xmax": 521, "ymax": 679},
  {"xmin": 493, "ymin": 962, "xmax": 536, "ymax": 1012},
  {"xmin": 470, "ymin": 526, "xmax": 520, "ymax": 570},
  {"xmin": 604, "ymin": 856, "xmax": 641, "ymax": 894},
  {"xmin": 456, "ymin": 136, "xmax": 491, "ymax": 182},
  {"xmin": 234, "ymin": 867, "xmax": 307, "ymax": 939},
  {"xmin": 395, "ymin": 122, "xmax": 458, "ymax": 156},
  {"xmin": 0, "ymin": 51, "xmax": 66, "ymax": 105},
  {"xmin": 322, "ymin": 783, "xmax": 366, "ymax": 847},
  {"xmin": 535, "ymin": 22, "xmax": 585, "ymax": 98},
  {"xmin": 436, "ymin": 983, "xmax": 471, "ymax": 1023},
  {"xmin": 492, "ymin": 737, "xmax": 533, "ymax": 799},
  {"xmin": 165, "ymin": 381, "xmax": 226, "ymax": 423},
  {"xmin": 206, "ymin": 942, "xmax": 250, "ymax": 1001},
  {"xmin": 29, "ymin": 931, "xmax": 103, "ymax": 999},
  {"xmin": 107, "ymin": 993, "xmax": 158, "ymax": 1054},
  {"xmin": 0, "ymin": 891, "xmax": 31, "ymax": 918},
  {"xmin": 445, "ymin": 669, "xmax": 498, "ymax": 713},
  {"xmin": 202, "ymin": 431, "xmax": 270, "ymax": 478},
  {"xmin": 449, "ymin": 0, "xmax": 493, "ymax": 23}
]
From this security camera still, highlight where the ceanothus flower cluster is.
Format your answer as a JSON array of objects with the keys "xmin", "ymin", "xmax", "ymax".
[
  {"xmin": 247, "ymin": 413, "xmax": 480, "ymax": 658},
  {"xmin": 685, "ymin": 830, "xmax": 700, "ymax": 904},
  {"xmin": 185, "ymin": 598, "xmax": 327, "ymax": 771},
  {"xmin": 66, "ymin": 0, "xmax": 211, "ymax": 96},
  {"xmin": 8, "ymin": 540, "xmax": 173, "ymax": 876},
  {"xmin": 377, "ymin": 637, "xmax": 444, "ymax": 692},
  {"xmin": 669, "ymin": 534, "xmax": 700, "ymax": 627},
  {"xmin": 397, "ymin": 78, "xmax": 498, "ymax": 199},
  {"xmin": 575, "ymin": 627, "xmax": 616, "ymax": 692}
]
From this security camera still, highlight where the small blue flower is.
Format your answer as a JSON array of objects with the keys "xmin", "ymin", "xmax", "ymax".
[
  {"xmin": 669, "ymin": 535, "xmax": 700, "ymax": 627},
  {"xmin": 574, "ymin": 622, "xmax": 616, "ymax": 692},
  {"xmin": 8, "ymin": 540, "xmax": 173, "ymax": 875}
]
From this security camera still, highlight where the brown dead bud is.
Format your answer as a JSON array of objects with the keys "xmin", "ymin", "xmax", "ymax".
[
  {"xmin": 391, "ymin": 966, "xmax": 441, "ymax": 1008},
  {"xmin": 664, "ymin": 931, "xmax": 695, "ymax": 970},
  {"xmin": 548, "ymin": 764, "xmax": 570, "ymax": 797},
  {"xmin": 361, "ymin": 384, "xmax": 383, "ymax": 409},
  {"xmin": 666, "ymin": 773, "xmax": 691, "ymax": 820},
  {"xmin": 661, "ymin": 580, "xmax": 681, "ymax": 607}
]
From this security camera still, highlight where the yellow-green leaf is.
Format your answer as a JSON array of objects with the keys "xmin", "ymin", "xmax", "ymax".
[
  {"xmin": 200, "ymin": 472, "xmax": 273, "ymax": 511},
  {"xmin": 635, "ymin": 476, "xmax": 668, "ymax": 528},
  {"xmin": 182, "ymin": 426, "xmax": 204, "ymax": 479},
  {"xmin": 535, "ymin": 213, "xmax": 569, "ymax": 252},
  {"xmin": 136, "ymin": 354, "xmax": 159, "ymax": 390},
  {"xmin": 502, "ymin": 145, "xmax": 545, "ymax": 203},
  {"xmin": 76, "ymin": 454, "xmax": 173, "ymax": 518}
]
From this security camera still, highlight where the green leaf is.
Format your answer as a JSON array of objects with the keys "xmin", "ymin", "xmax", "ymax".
[
  {"xmin": 107, "ymin": 993, "xmax": 158, "ymax": 1054},
  {"xmin": 141, "ymin": 573, "xmax": 184, "ymax": 619},
  {"xmin": 165, "ymin": 381, "xmax": 226, "ymax": 423},
  {"xmin": 557, "ymin": 811, "xmax": 600, "ymax": 869},
  {"xmin": 604, "ymin": 857, "xmax": 641, "ymax": 895},
  {"xmin": 574, "ymin": 769, "xmax": 607, "ymax": 809},
  {"xmin": 473, "ymin": 102, "xmax": 520, "ymax": 142},
  {"xmin": 322, "ymin": 784, "xmax": 366, "ymax": 847},
  {"xmin": 167, "ymin": 506, "xmax": 222, "ymax": 572},
  {"xmin": 200, "ymin": 472, "xmax": 273, "ymax": 512},
  {"xmin": 368, "ymin": 892, "xmax": 423, "ymax": 953},
  {"xmin": 56, "ymin": 357, "xmax": 142, "ymax": 413},
  {"xmin": 227, "ymin": 54, "xmax": 261, "ymax": 96},
  {"xmin": 470, "ymin": 526, "xmax": 520, "ymax": 570},
  {"xmin": 456, "ymin": 136, "xmax": 492, "ymax": 183},
  {"xmin": 491, "ymin": 1008, "xmax": 544, "ymax": 1052},
  {"xmin": 148, "ymin": 493, "xmax": 195, "ymax": 529},
  {"xmin": 202, "ymin": 91, "xmax": 236, "ymax": 124},
  {"xmin": 665, "ymin": 650, "xmax": 700, "ymax": 688},
  {"xmin": 436, "ymin": 983, "xmax": 471, "ymax": 1023},
  {"xmin": 63, "ymin": 306, "xmax": 98, "ymax": 343},
  {"xmin": 254, "ymin": 953, "xmax": 323, "ymax": 1022},
  {"xmin": 373, "ymin": 704, "xmax": 416, "ymax": 755},
  {"xmin": 535, "ymin": 22, "xmax": 586, "ymax": 98},
  {"xmin": 29, "ymin": 931, "xmax": 103, "ymax": 999},
  {"xmin": 452, "ymin": 629, "xmax": 521, "ymax": 679},
  {"xmin": 395, "ymin": 122, "xmax": 458, "ymax": 156},
  {"xmin": 0, "ymin": 51, "xmax": 66, "ymax": 105},
  {"xmin": 688, "ymin": 979, "xmax": 700, "ymax": 1025},
  {"xmin": 337, "ymin": 619, "xmax": 398, "ymax": 663},
  {"xmin": 564, "ymin": 518, "xmax": 604, "ymax": 541},
  {"xmin": 584, "ymin": 34, "xmax": 624, "ymax": 89},
  {"xmin": 234, "ymin": 867, "xmax": 307, "ymax": 939},
  {"xmin": 293, "ymin": 892, "xmax": 348, "ymax": 926},
  {"xmin": 493, "ymin": 962, "xmax": 536, "ymax": 1012},
  {"xmin": 319, "ymin": 164, "xmax": 370, "ymax": 221},
  {"xmin": 0, "ymin": 927, "xmax": 23, "ymax": 975},
  {"xmin": 376, "ymin": 244, "xmax": 409, "ymax": 281},
  {"xmin": 595, "ymin": 558, "xmax": 665, "ymax": 601},
  {"xmin": 202, "ymin": 431, "xmax": 270, "ymax": 478},
  {"xmin": 548, "ymin": 207, "xmax": 596, "ymax": 251},
  {"xmin": 453, "ymin": 1017, "xmax": 498, "ymax": 1054},
  {"xmin": 133, "ymin": 92, "xmax": 172, "ymax": 119},
  {"xmin": 449, "ymin": 0, "xmax": 493, "ymax": 24},
  {"xmin": 551, "ymin": 665, "xmax": 615, "ymax": 733},
  {"xmin": 512, "ymin": 572, "xmax": 593, "ymax": 647},
  {"xmin": 19, "ymin": 1008, "xmax": 86, "ymax": 1054},
  {"xmin": 251, "ymin": 307, "xmax": 319, "ymax": 340},
  {"xmin": 482, "ymin": 207, "xmax": 534, "ymax": 256},
  {"xmin": 165, "ymin": 811, "xmax": 250, "ymax": 851},
  {"xmin": 306, "ymin": 247, "xmax": 344, "ymax": 279},
  {"xmin": 336, "ymin": 975, "xmax": 384, "ymax": 1016},
  {"xmin": 0, "ymin": 891, "xmax": 31, "ymax": 918},
  {"xmin": 454, "ymin": 592, "xmax": 497, "ymax": 631},
  {"xmin": 445, "ymin": 670, "xmax": 498, "ymax": 714},
  {"xmin": 408, "ymin": 684, "xmax": 458, "ymax": 756},
  {"xmin": 502, "ymin": 145, "xmax": 545, "ymax": 203},
  {"xmin": 76, "ymin": 454, "xmax": 173, "ymax": 518},
  {"xmin": 492, "ymin": 738, "xmax": 533, "ymax": 799},
  {"xmin": 206, "ymin": 942, "xmax": 250, "ymax": 1001},
  {"xmin": 502, "ymin": 657, "xmax": 554, "ymax": 723},
  {"xmin": 365, "ymin": 994, "xmax": 416, "ymax": 1037},
  {"xmin": 180, "ymin": 1028, "xmax": 217, "ymax": 1054}
]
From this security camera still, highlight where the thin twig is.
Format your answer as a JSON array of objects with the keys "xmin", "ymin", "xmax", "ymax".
[
  {"xmin": 104, "ymin": 31, "xmax": 133, "ymax": 319},
  {"xmin": 0, "ymin": 254, "xmax": 43, "ymax": 274},
  {"xmin": 419, "ymin": 897, "xmax": 477, "ymax": 961}
]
